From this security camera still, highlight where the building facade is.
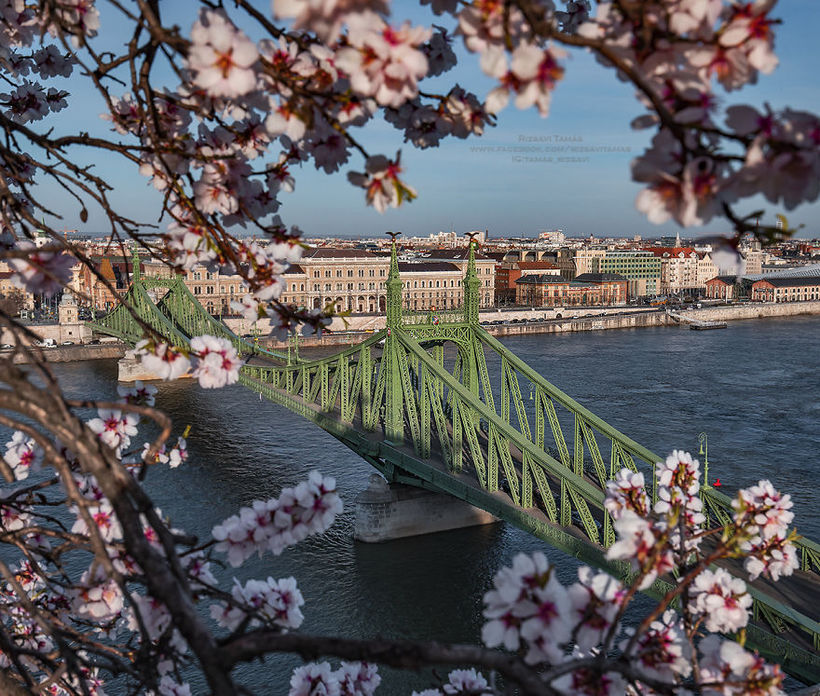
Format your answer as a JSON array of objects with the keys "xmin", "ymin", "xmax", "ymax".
[
  {"xmin": 704, "ymin": 276, "xmax": 737, "ymax": 300},
  {"xmin": 591, "ymin": 251, "xmax": 662, "ymax": 298},
  {"xmin": 515, "ymin": 274, "xmax": 627, "ymax": 307},
  {"xmin": 750, "ymin": 277, "xmax": 820, "ymax": 302}
]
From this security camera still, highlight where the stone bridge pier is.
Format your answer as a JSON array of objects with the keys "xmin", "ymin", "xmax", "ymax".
[{"xmin": 353, "ymin": 474, "xmax": 497, "ymax": 543}]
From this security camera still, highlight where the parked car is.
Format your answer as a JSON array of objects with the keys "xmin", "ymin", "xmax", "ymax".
[
  {"xmin": 61, "ymin": 341, "xmax": 75, "ymax": 346},
  {"xmin": 39, "ymin": 338, "xmax": 57, "ymax": 347},
  {"xmin": 0, "ymin": 344, "xmax": 11, "ymax": 350},
  {"xmin": 87, "ymin": 339, "xmax": 100, "ymax": 345}
]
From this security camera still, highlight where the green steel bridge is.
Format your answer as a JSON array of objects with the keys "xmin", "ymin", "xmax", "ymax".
[{"xmin": 89, "ymin": 244, "xmax": 820, "ymax": 684}]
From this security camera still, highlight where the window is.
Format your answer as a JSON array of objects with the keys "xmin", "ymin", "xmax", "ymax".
[
  {"xmin": 369, "ymin": 269, "xmax": 375, "ymax": 277},
  {"xmin": 325, "ymin": 283, "xmax": 331, "ymax": 291},
  {"xmin": 336, "ymin": 270, "xmax": 342, "ymax": 277},
  {"xmin": 379, "ymin": 269, "xmax": 385, "ymax": 277},
  {"xmin": 194, "ymin": 286, "xmax": 201, "ymax": 295},
  {"xmin": 348, "ymin": 270, "xmax": 354, "ymax": 277},
  {"xmin": 325, "ymin": 270, "xmax": 331, "ymax": 278},
  {"xmin": 358, "ymin": 269, "xmax": 365, "ymax": 277},
  {"xmin": 194, "ymin": 272, "xmax": 201, "ymax": 280},
  {"xmin": 313, "ymin": 283, "xmax": 320, "ymax": 291},
  {"xmin": 314, "ymin": 270, "xmax": 320, "ymax": 278},
  {"xmin": 206, "ymin": 286, "xmax": 214, "ymax": 294}
]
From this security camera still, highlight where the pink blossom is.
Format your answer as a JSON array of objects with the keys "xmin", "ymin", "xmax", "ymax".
[
  {"xmin": 337, "ymin": 662, "xmax": 381, "ymax": 696},
  {"xmin": 135, "ymin": 341, "xmax": 192, "ymax": 381},
  {"xmin": 689, "ymin": 567, "xmax": 751, "ymax": 633},
  {"xmin": 8, "ymin": 240, "xmax": 74, "ymax": 296},
  {"xmin": 190, "ymin": 334, "xmax": 242, "ymax": 389},
  {"xmin": 567, "ymin": 567, "xmax": 624, "ymax": 653},
  {"xmin": 604, "ymin": 468, "xmax": 649, "ymax": 520},
  {"xmin": 606, "ymin": 511, "xmax": 674, "ymax": 590},
  {"xmin": 87, "ymin": 408, "xmax": 139, "ymax": 453},
  {"xmin": 212, "ymin": 472, "xmax": 341, "ymax": 566},
  {"xmin": 3, "ymin": 430, "xmax": 43, "ymax": 480},
  {"xmin": 335, "ymin": 12, "xmax": 431, "ymax": 109},
  {"xmin": 117, "ymin": 380, "xmax": 157, "ymax": 407},
  {"xmin": 211, "ymin": 576, "xmax": 304, "ymax": 631},
  {"xmin": 188, "ymin": 9, "xmax": 258, "ymax": 98},
  {"xmin": 482, "ymin": 552, "xmax": 571, "ymax": 664},
  {"xmin": 443, "ymin": 668, "xmax": 490, "ymax": 694},
  {"xmin": 272, "ymin": 0, "xmax": 389, "ymax": 43},
  {"xmin": 699, "ymin": 634, "xmax": 784, "ymax": 695},
  {"xmin": 289, "ymin": 662, "xmax": 341, "ymax": 696},
  {"xmin": 622, "ymin": 610, "xmax": 691, "ymax": 683},
  {"xmin": 347, "ymin": 153, "xmax": 416, "ymax": 213}
]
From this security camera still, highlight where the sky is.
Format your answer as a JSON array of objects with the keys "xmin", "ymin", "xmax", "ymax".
[{"xmin": 34, "ymin": 1, "xmax": 820, "ymax": 240}]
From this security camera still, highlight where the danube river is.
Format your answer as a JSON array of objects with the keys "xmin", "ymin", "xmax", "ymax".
[{"xmin": 46, "ymin": 315, "xmax": 820, "ymax": 693}]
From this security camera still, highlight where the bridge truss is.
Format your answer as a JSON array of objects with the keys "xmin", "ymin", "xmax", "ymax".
[{"xmin": 89, "ymin": 244, "xmax": 820, "ymax": 684}]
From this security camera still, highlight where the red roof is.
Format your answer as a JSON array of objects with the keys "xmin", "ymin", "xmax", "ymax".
[{"xmin": 642, "ymin": 247, "xmax": 697, "ymax": 257}]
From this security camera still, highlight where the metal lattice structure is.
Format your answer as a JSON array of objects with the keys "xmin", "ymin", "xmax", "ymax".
[{"xmin": 89, "ymin": 244, "xmax": 820, "ymax": 684}]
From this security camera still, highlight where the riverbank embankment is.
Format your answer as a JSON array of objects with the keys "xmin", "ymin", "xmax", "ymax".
[
  {"xmin": 9, "ymin": 300, "xmax": 820, "ymax": 359},
  {"xmin": 261, "ymin": 300, "xmax": 820, "ymax": 349}
]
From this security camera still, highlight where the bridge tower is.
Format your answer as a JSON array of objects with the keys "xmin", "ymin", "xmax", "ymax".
[
  {"xmin": 384, "ymin": 233, "xmax": 404, "ymax": 444},
  {"xmin": 463, "ymin": 235, "xmax": 480, "ymax": 325}
]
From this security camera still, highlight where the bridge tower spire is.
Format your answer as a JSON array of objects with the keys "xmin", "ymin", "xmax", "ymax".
[
  {"xmin": 130, "ymin": 245, "xmax": 141, "ymax": 286},
  {"xmin": 385, "ymin": 232, "xmax": 403, "ymax": 328},
  {"xmin": 384, "ymin": 232, "xmax": 404, "ymax": 444},
  {"xmin": 463, "ymin": 233, "xmax": 480, "ymax": 324}
]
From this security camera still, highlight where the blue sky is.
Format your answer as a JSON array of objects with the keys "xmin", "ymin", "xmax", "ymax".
[{"xmin": 38, "ymin": 1, "xmax": 820, "ymax": 240}]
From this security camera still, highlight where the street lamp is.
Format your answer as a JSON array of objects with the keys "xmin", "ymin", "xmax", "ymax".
[{"xmin": 698, "ymin": 432, "xmax": 709, "ymax": 486}]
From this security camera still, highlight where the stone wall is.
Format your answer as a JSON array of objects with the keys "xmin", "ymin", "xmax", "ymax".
[
  {"xmin": 8, "ymin": 343, "xmax": 125, "ymax": 364},
  {"xmin": 678, "ymin": 301, "xmax": 820, "ymax": 323}
]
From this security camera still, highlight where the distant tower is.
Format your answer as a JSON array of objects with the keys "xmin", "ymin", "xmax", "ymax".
[
  {"xmin": 675, "ymin": 229, "xmax": 681, "ymax": 248},
  {"xmin": 58, "ymin": 290, "xmax": 82, "ymax": 344},
  {"xmin": 58, "ymin": 290, "xmax": 77, "ymax": 325}
]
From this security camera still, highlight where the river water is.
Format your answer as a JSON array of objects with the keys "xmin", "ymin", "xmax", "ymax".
[{"xmin": 43, "ymin": 315, "xmax": 820, "ymax": 693}]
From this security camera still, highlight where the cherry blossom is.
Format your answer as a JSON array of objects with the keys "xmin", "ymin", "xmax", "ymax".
[
  {"xmin": 348, "ymin": 153, "xmax": 417, "ymax": 213},
  {"xmin": 8, "ymin": 241, "xmax": 74, "ymax": 296},
  {"xmin": 188, "ymin": 9, "xmax": 259, "ymax": 98},
  {"xmin": 289, "ymin": 662, "xmax": 341, "ymax": 696},
  {"xmin": 338, "ymin": 662, "xmax": 381, "ymax": 696},
  {"xmin": 212, "ymin": 471, "xmax": 342, "ymax": 566},
  {"xmin": 335, "ymin": 12, "xmax": 431, "ymax": 109},
  {"xmin": 604, "ymin": 468, "xmax": 649, "ymax": 520},
  {"xmin": 689, "ymin": 567, "xmax": 752, "ymax": 633},
  {"xmin": 190, "ymin": 334, "xmax": 242, "ymax": 388},
  {"xmin": 3, "ymin": 430, "xmax": 43, "ymax": 480},
  {"xmin": 118, "ymin": 380, "xmax": 157, "ymax": 407},
  {"xmin": 273, "ymin": 0, "xmax": 390, "ymax": 43},
  {"xmin": 71, "ymin": 567, "xmax": 124, "ymax": 623},
  {"xmin": 699, "ymin": 634, "xmax": 784, "ymax": 696},
  {"xmin": 567, "ymin": 567, "xmax": 624, "ymax": 654},
  {"xmin": 622, "ymin": 610, "xmax": 691, "ymax": 684},
  {"xmin": 135, "ymin": 341, "xmax": 192, "ymax": 381},
  {"xmin": 443, "ymin": 669, "xmax": 490, "ymax": 694},
  {"xmin": 482, "ymin": 552, "xmax": 572, "ymax": 664},
  {"xmin": 87, "ymin": 408, "xmax": 139, "ymax": 454},
  {"xmin": 551, "ymin": 667, "xmax": 626, "ymax": 696},
  {"xmin": 606, "ymin": 510, "xmax": 675, "ymax": 590},
  {"xmin": 211, "ymin": 576, "xmax": 304, "ymax": 631}
]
